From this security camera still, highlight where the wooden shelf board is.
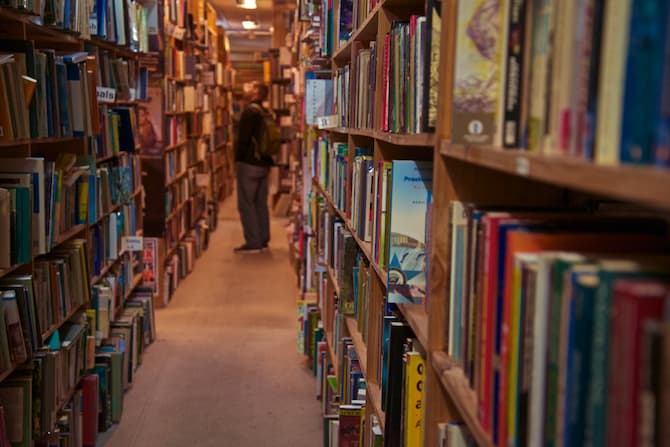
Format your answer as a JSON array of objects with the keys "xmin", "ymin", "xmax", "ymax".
[
  {"xmin": 440, "ymin": 141, "xmax": 670, "ymax": 211},
  {"xmin": 0, "ymin": 139, "xmax": 30, "ymax": 147},
  {"xmin": 0, "ymin": 7, "xmax": 80, "ymax": 44},
  {"xmin": 312, "ymin": 179, "xmax": 388, "ymax": 288},
  {"xmin": 327, "ymin": 266, "xmax": 341, "ymax": 297},
  {"xmin": 375, "ymin": 131, "xmax": 435, "ymax": 147},
  {"xmin": 90, "ymin": 259, "xmax": 119, "ymax": 285},
  {"xmin": 165, "ymin": 141, "xmax": 188, "ymax": 152},
  {"xmin": 41, "ymin": 302, "xmax": 88, "ymax": 344},
  {"xmin": 0, "ymin": 361, "xmax": 20, "ymax": 383},
  {"xmin": 396, "ymin": 304, "xmax": 428, "ymax": 350},
  {"xmin": 431, "ymin": 351, "xmax": 493, "ymax": 447},
  {"xmin": 165, "ymin": 169, "xmax": 189, "ymax": 187},
  {"xmin": 88, "ymin": 36, "xmax": 143, "ymax": 58},
  {"xmin": 52, "ymin": 224, "xmax": 87, "ymax": 248},
  {"xmin": 332, "ymin": 40, "xmax": 352, "ymax": 62},
  {"xmin": 0, "ymin": 263, "xmax": 28, "ymax": 278},
  {"xmin": 93, "ymin": 203, "xmax": 122, "ymax": 225}
]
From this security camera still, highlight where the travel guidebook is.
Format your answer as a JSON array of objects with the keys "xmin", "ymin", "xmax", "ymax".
[{"xmin": 387, "ymin": 160, "xmax": 433, "ymax": 304}]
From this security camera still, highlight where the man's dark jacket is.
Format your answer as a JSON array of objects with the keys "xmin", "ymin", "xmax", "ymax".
[{"xmin": 235, "ymin": 99, "xmax": 274, "ymax": 167}]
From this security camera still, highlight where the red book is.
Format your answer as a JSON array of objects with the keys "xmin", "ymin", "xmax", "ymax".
[
  {"xmin": 607, "ymin": 279, "xmax": 669, "ymax": 447},
  {"xmin": 82, "ymin": 374, "xmax": 99, "ymax": 447},
  {"xmin": 338, "ymin": 404, "xmax": 363, "ymax": 447}
]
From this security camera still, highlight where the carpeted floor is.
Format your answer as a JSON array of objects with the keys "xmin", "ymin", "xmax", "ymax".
[{"xmin": 98, "ymin": 196, "xmax": 322, "ymax": 447}]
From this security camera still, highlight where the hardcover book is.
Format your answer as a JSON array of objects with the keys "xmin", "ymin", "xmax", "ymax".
[{"xmin": 387, "ymin": 161, "xmax": 433, "ymax": 304}]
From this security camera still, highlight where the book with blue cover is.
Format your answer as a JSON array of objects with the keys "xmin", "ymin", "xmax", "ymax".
[{"xmin": 386, "ymin": 160, "xmax": 433, "ymax": 304}]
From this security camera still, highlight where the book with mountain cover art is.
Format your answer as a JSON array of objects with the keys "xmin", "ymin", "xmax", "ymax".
[
  {"xmin": 452, "ymin": 0, "xmax": 503, "ymax": 144},
  {"xmin": 387, "ymin": 161, "xmax": 433, "ymax": 304}
]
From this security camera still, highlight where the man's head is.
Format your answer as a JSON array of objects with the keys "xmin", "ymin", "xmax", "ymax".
[{"xmin": 251, "ymin": 82, "xmax": 269, "ymax": 102}]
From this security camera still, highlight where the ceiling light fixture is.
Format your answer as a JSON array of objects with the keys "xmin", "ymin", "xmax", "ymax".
[
  {"xmin": 236, "ymin": 0, "xmax": 257, "ymax": 9},
  {"xmin": 242, "ymin": 19, "xmax": 258, "ymax": 29}
]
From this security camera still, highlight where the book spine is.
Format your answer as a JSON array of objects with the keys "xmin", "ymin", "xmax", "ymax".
[
  {"xmin": 654, "ymin": 6, "xmax": 670, "ymax": 167},
  {"xmin": 619, "ymin": 0, "xmax": 670, "ymax": 164},
  {"xmin": 503, "ymin": 0, "xmax": 527, "ymax": 148}
]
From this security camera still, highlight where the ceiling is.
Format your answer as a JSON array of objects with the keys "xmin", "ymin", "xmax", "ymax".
[{"xmin": 209, "ymin": 0, "xmax": 276, "ymax": 62}]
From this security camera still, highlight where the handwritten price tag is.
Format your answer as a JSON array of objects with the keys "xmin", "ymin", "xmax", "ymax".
[
  {"xmin": 316, "ymin": 115, "xmax": 337, "ymax": 129},
  {"xmin": 97, "ymin": 87, "xmax": 116, "ymax": 103},
  {"xmin": 123, "ymin": 236, "xmax": 143, "ymax": 252}
]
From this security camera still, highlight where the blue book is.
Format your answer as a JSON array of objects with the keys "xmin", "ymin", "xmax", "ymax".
[
  {"xmin": 620, "ymin": 0, "xmax": 670, "ymax": 164},
  {"xmin": 386, "ymin": 160, "xmax": 433, "ymax": 304}
]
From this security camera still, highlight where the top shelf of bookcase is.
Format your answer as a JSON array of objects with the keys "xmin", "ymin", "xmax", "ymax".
[
  {"xmin": 332, "ymin": 0, "xmax": 382, "ymax": 62},
  {"xmin": 439, "ymin": 141, "xmax": 670, "ymax": 212},
  {"xmin": 329, "ymin": 128, "xmax": 435, "ymax": 147}
]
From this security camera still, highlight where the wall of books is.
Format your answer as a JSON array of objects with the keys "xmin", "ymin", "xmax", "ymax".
[
  {"xmin": 140, "ymin": 0, "xmax": 235, "ymax": 306},
  {"xmin": 292, "ymin": 0, "xmax": 670, "ymax": 446},
  {"xmin": 0, "ymin": 0, "xmax": 160, "ymax": 443}
]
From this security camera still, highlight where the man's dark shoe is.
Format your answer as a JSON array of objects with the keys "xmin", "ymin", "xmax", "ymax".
[{"xmin": 233, "ymin": 244, "xmax": 262, "ymax": 254}]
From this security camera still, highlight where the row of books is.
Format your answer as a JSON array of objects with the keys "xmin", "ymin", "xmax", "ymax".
[
  {"xmin": 96, "ymin": 105, "xmax": 140, "ymax": 159},
  {"xmin": 444, "ymin": 202, "xmax": 670, "ymax": 446},
  {"xmin": 89, "ymin": 0, "xmax": 154, "ymax": 52},
  {"xmin": 166, "ymin": 49, "xmax": 198, "ymax": 81},
  {"xmin": 351, "ymin": 42, "xmax": 377, "ymax": 130},
  {"xmin": 311, "ymin": 138, "xmax": 433, "ymax": 304},
  {"xmin": 0, "ymin": 47, "xmax": 97, "ymax": 141},
  {"xmin": 88, "ymin": 48, "xmax": 150, "ymax": 103},
  {"xmin": 165, "ymin": 80, "xmax": 206, "ymax": 114},
  {"xmin": 381, "ymin": 17, "xmax": 427, "ymax": 134},
  {"xmin": 163, "ymin": 225, "xmax": 209, "ymax": 303},
  {"xmin": 1, "ymin": 0, "xmax": 92, "ymax": 37},
  {"xmin": 270, "ymin": 83, "xmax": 291, "ymax": 111},
  {"xmin": 451, "ymin": 0, "xmax": 670, "ymax": 168},
  {"xmin": 0, "ymin": 150, "xmax": 142, "ymax": 268},
  {"xmin": 88, "ymin": 206, "xmax": 140, "ymax": 281},
  {"xmin": 0, "ymin": 284, "xmax": 154, "ymax": 446}
]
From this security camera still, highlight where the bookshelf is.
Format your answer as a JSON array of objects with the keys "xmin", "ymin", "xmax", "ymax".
[
  {"xmin": 0, "ymin": 0, "xmax": 159, "ymax": 442},
  {"xmin": 292, "ymin": 0, "xmax": 670, "ymax": 445},
  {"xmin": 140, "ymin": 0, "xmax": 234, "ymax": 305}
]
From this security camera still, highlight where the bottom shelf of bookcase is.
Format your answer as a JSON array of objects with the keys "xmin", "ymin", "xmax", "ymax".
[{"xmin": 431, "ymin": 351, "xmax": 493, "ymax": 447}]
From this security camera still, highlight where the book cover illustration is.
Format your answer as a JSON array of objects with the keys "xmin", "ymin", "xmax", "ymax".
[
  {"xmin": 387, "ymin": 161, "xmax": 433, "ymax": 304},
  {"xmin": 452, "ymin": 0, "xmax": 501, "ymax": 144}
]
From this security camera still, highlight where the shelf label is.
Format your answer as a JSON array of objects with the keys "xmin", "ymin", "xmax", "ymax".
[
  {"xmin": 97, "ymin": 87, "xmax": 116, "ymax": 103},
  {"xmin": 516, "ymin": 157, "xmax": 530, "ymax": 176},
  {"xmin": 316, "ymin": 115, "xmax": 337, "ymax": 129},
  {"xmin": 173, "ymin": 27, "xmax": 186, "ymax": 40},
  {"xmin": 123, "ymin": 236, "xmax": 144, "ymax": 252}
]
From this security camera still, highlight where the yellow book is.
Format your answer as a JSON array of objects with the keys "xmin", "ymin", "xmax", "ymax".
[{"xmin": 404, "ymin": 350, "xmax": 425, "ymax": 447}]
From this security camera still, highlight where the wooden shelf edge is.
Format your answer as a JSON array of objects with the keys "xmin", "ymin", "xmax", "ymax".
[
  {"xmin": 439, "ymin": 140, "xmax": 670, "ymax": 211},
  {"xmin": 52, "ymin": 224, "xmax": 87, "ymax": 248},
  {"xmin": 41, "ymin": 301, "xmax": 88, "ymax": 344},
  {"xmin": 396, "ymin": 304, "xmax": 429, "ymax": 350},
  {"xmin": 0, "ymin": 263, "xmax": 28, "ymax": 278},
  {"xmin": 431, "ymin": 351, "xmax": 493, "ymax": 447},
  {"xmin": 327, "ymin": 266, "xmax": 341, "ymax": 297},
  {"xmin": 0, "ymin": 361, "xmax": 20, "ymax": 383}
]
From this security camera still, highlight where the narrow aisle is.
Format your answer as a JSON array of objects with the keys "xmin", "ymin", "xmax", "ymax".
[{"xmin": 100, "ymin": 196, "xmax": 322, "ymax": 447}]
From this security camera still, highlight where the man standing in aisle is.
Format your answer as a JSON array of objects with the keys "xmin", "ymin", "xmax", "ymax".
[{"xmin": 234, "ymin": 82, "xmax": 273, "ymax": 253}]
